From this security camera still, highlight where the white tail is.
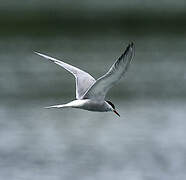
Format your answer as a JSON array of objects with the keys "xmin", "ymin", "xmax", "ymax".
[
  {"xmin": 44, "ymin": 104, "xmax": 68, "ymax": 109},
  {"xmin": 44, "ymin": 100, "xmax": 84, "ymax": 109}
]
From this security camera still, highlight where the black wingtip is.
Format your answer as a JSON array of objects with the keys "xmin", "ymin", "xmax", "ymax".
[
  {"xmin": 123, "ymin": 42, "xmax": 134, "ymax": 56},
  {"xmin": 128, "ymin": 42, "xmax": 134, "ymax": 49},
  {"xmin": 130, "ymin": 42, "xmax": 134, "ymax": 47}
]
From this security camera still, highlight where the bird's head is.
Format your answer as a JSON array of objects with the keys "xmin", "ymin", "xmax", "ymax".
[{"xmin": 106, "ymin": 100, "xmax": 120, "ymax": 117}]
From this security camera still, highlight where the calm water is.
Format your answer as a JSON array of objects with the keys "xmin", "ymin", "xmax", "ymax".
[
  {"xmin": 1, "ymin": 0, "xmax": 186, "ymax": 176},
  {"xmin": 0, "ymin": 99, "xmax": 186, "ymax": 180},
  {"xmin": 0, "ymin": 34, "xmax": 186, "ymax": 180}
]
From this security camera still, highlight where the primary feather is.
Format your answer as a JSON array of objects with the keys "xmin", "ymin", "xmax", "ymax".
[
  {"xmin": 83, "ymin": 42, "xmax": 134, "ymax": 101},
  {"xmin": 35, "ymin": 52, "xmax": 96, "ymax": 99}
]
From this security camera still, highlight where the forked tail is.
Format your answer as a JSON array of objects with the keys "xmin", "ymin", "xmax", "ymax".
[
  {"xmin": 44, "ymin": 104, "xmax": 68, "ymax": 109},
  {"xmin": 44, "ymin": 100, "xmax": 82, "ymax": 109}
]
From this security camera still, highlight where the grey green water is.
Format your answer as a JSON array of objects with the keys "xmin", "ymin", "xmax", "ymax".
[{"xmin": 0, "ymin": 1, "xmax": 186, "ymax": 179}]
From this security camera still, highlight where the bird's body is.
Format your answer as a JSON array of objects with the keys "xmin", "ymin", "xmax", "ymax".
[
  {"xmin": 46, "ymin": 99, "xmax": 111, "ymax": 112},
  {"xmin": 35, "ymin": 42, "xmax": 134, "ymax": 117}
]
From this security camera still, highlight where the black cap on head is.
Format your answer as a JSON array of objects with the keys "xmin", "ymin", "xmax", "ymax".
[{"xmin": 106, "ymin": 100, "xmax": 115, "ymax": 109}]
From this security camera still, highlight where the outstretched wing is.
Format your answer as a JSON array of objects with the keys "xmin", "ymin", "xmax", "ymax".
[
  {"xmin": 83, "ymin": 42, "xmax": 134, "ymax": 101},
  {"xmin": 35, "ymin": 52, "xmax": 96, "ymax": 99}
]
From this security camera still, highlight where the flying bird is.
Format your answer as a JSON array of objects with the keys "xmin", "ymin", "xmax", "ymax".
[{"xmin": 35, "ymin": 42, "xmax": 134, "ymax": 117}]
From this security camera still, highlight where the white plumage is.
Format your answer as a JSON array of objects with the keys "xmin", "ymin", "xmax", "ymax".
[{"xmin": 35, "ymin": 42, "xmax": 134, "ymax": 117}]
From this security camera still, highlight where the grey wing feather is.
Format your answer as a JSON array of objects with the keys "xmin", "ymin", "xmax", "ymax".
[
  {"xmin": 83, "ymin": 42, "xmax": 134, "ymax": 101},
  {"xmin": 35, "ymin": 52, "xmax": 96, "ymax": 99}
]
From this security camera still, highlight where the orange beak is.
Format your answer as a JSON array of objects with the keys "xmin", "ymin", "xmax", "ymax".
[{"xmin": 113, "ymin": 110, "xmax": 120, "ymax": 117}]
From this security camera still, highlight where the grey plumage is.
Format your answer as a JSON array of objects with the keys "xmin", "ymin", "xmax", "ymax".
[{"xmin": 35, "ymin": 42, "xmax": 135, "ymax": 117}]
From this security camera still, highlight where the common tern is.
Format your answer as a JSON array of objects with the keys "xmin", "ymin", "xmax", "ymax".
[{"xmin": 35, "ymin": 42, "xmax": 134, "ymax": 117}]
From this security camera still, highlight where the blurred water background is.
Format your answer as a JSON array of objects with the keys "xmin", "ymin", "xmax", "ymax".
[{"xmin": 0, "ymin": 1, "xmax": 186, "ymax": 180}]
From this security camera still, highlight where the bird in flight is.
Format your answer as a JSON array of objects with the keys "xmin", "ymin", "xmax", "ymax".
[{"xmin": 35, "ymin": 42, "xmax": 134, "ymax": 117}]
